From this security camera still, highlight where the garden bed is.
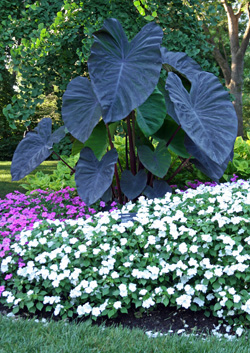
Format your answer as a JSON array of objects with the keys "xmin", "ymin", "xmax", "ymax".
[{"xmin": 1, "ymin": 179, "xmax": 250, "ymax": 338}]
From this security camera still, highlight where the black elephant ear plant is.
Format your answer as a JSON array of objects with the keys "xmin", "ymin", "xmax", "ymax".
[{"xmin": 11, "ymin": 18, "xmax": 238, "ymax": 206}]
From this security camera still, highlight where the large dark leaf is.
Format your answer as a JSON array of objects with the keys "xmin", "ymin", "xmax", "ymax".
[
  {"xmin": 185, "ymin": 135, "xmax": 234, "ymax": 182},
  {"xmin": 75, "ymin": 147, "xmax": 118, "ymax": 206},
  {"xmin": 120, "ymin": 169, "xmax": 147, "ymax": 200},
  {"xmin": 165, "ymin": 72, "xmax": 238, "ymax": 165},
  {"xmin": 136, "ymin": 88, "xmax": 166, "ymax": 136},
  {"xmin": 153, "ymin": 117, "xmax": 190, "ymax": 158},
  {"xmin": 62, "ymin": 76, "xmax": 101, "ymax": 143},
  {"xmin": 88, "ymin": 18, "xmax": 163, "ymax": 123},
  {"xmin": 138, "ymin": 143, "xmax": 171, "ymax": 178},
  {"xmin": 11, "ymin": 118, "xmax": 66, "ymax": 181},
  {"xmin": 144, "ymin": 180, "xmax": 172, "ymax": 199},
  {"xmin": 161, "ymin": 48, "xmax": 202, "ymax": 81}
]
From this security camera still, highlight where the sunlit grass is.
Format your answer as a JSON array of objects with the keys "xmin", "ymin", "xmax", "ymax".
[
  {"xmin": 0, "ymin": 161, "xmax": 58, "ymax": 199},
  {"xmin": 1, "ymin": 315, "xmax": 250, "ymax": 353}
]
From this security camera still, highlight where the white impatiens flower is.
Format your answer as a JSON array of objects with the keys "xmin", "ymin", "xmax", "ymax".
[
  {"xmin": 113, "ymin": 301, "xmax": 122, "ymax": 309},
  {"xmin": 167, "ymin": 287, "xmax": 175, "ymax": 295},
  {"xmin": 193, "ymin": 297, "xmax": 204, "ymax": 307},
  {"xmin": 78, "ymin": 244, "xmax": 87, "ymax": 253},
  {"xmin": 39, "ymin": 237, "xmax": 47, "ymax": 245},
  {"xmin": 176, "ymin": 294, "xmax": 192, "ymax": 309},
  {"xmin": 233, "ymin": 295, "xmax": 241, "ymax": 303},
  {"xmin": 118, "ymin": 283, "xmax": 128, "ymax": 297},
  {"xmin": 236, "ymin": 327, "xmax": 244, "ymax": 337},
  {"xmin": 120, "ymin": 238, "xmax": 128, "ymax": 246},
  {"xmin": 139, "ymin": 289, "xmax": 147, "ymax": 296},
  {"xmin": 135, "ymin": 226, "xmax": 144, "ymax": 235},
  {"xmin": 178, "ymin": 242, "xmax": 188, "ymax": 254},
  {"xmin": 142, "ymin": 298, "xmax": 155, "ymax": 308},
  {"xmin": 128, "ymin": 283, "xmax": 137, "ymax": 292},
  {"xmin": 92, "ymin": 307, "xmax": 101, "ymax": 317},
  {"xmin": 189, "ymin": 245, "xmax": 198, "ymax": 253},
  {"xmin": 111, "ymin": 271, "xmax": 119, "ymax": 279},
  {"xmin": 77, "ymin": 303, "xmax": 92, "ymax": 316},
  {"xmin": 93, "ymin": 248, "xmax": 101, "ymax": 255}
]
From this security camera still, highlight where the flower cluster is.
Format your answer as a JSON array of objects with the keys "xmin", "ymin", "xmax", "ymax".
[{"xmin": 1, "ymin": 178, "xmax": 250, "ymax": 335}]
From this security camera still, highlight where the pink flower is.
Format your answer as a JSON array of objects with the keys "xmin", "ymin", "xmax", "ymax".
[
  {"xmin": 0, "ymin": 286, "xmax": 5, "ymax": 296},
  {"xmin": 4, "ymin": 274, "xmax": 13, "ymax": 280}
]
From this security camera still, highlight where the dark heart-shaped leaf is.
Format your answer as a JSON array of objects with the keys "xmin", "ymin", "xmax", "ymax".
[
  {"xmin": 72, "ymin": 120, "xmax": 108, "ymax": 160},
  {"xmin": 101, "ymin": 187, "xmax": 112, "ymax": 203},
  {"xmin": 88, "ymin": 18, "xmax": 163, "ymax": 123},
  {"xmin": 138, "ymin": 143, "xmax": 171, "ymax": 178},
  {"xmin": 120, "ymin": 169, "xmax": 147, "ymax": 200},
  {"xmin": 136, "ymin": 87, "xmax": 166, "ymax": 136},
  {"xmin": 75, "ymin": 147, "xmax": 118, "ymax": 206},
  {"xmin": 185, "ymin": 135, "xmax": 234, "ymax": 182},
  {"xmin": 165, "ymin": 71, "xmax": 238, "ymax": 165},
  {"xmin": 62, "ymin": 76, "xmax": 101, "ymax": 143},
  {"xmin": 153, "ymin": 116, "xmax": 190, "ymax": 158},
  {"xmin": 11, "ymin": 118, "xmax": 66, "ymax": 181},
  {"xmin": 143, "ymin": 180, "xmax": 172, "ymax": 199},
  {"xmin": 161, "ymin": 48, "xmax": 202, "ymax": 81}
]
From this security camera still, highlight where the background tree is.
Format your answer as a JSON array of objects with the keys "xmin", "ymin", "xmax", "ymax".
[
  {"xmin": 134, "ymin": 0, "xmax": 250, "ymax": 136},
  {"xmin": 0, "ymin": 0, "xmax": 216, "ymax": 132},
  {"xmin": 200, "ymin": 0, "xmax": 250, "ymax": 136}
]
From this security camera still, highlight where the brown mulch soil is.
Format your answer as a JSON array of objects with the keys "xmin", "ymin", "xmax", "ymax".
[{"xmin": 0, "ymin": 302, "xmax": 232, "ymax": 337}]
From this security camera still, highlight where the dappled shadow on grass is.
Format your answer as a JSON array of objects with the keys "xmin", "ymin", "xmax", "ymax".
[{"xmin": 0, "ymin": 160, "xmax": 58, "ymax": 199}]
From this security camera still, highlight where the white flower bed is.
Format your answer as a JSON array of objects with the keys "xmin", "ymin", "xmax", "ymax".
[{"xmin": 1, "ymin": 179, "xmax": 250, "ymax": 335}]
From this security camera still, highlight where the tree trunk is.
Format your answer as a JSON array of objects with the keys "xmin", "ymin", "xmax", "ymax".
[
  {"xmin": 228, "ymin": 52, "xmax": 244, "ymax": 136},
  {"xmin": 204, "ymin": 1, "xmax": 250, "ymax": 136},
  {"xmin": 220, "ymin": 0, "xmax": 250, "ymax": 136}
]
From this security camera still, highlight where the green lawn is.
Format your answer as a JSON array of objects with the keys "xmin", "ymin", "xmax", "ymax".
[
  {"xmin": 0, "ymin": 315, "xmax": 249, "ymax": 353},
  {"xmin": 0, "ymin": 161, "xmax": 58, "ymax": 199}
]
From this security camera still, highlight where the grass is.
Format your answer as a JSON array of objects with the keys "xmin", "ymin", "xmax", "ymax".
[
  {"xmin": 1, "ymin": 315, "xmax": 250, "ymax": 353},
  {"xmin": 0, "ymin": 160, "xmax": 58, "ymax": 199}
]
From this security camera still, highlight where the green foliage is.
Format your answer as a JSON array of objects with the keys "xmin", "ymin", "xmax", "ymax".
[
  {"xmin": 223, "ymin": 133, "xmax": 250, "ymax": 181},
  {"xmin": 21, "ymin": 154, "xmax": 79, "ymax": 192},
  {"xmin": 1, "ymin": 0, "xmax": 218, "ymax": 130}
]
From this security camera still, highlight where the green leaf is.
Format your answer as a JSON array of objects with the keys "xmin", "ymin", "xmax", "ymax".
[
  {"xmin": 153, "ymin": 116, "xmax": 190, "ymax": 158},
  {"xmin": 136, "ymin": 88, "xmax": 166, "ymax": 137},
  {"xmin": 162, "ymin": 297, "xmax": 169, "ymax": 306},
  {"xmin": 138, "ymin": 142, "xmax": 171, "ymax": 178},
  {"xmin": 36, "ymin": 302, "xmax": 43, "ymax": 311},
  {"xmin": 12, "ymin": 306, "xmax": 20, "ymax": 314},
  {"xmin": 214, "ymin": 303, "xmax": 221, "ymax": 311},
  {"xmin": 83, "ymin": 120, "xmax": 109, "ymax": 160}
]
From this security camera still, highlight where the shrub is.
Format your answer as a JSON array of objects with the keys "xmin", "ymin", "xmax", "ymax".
[{"xmin": 21, "ymin": 155, "xmax": 79, "ymax": 192}]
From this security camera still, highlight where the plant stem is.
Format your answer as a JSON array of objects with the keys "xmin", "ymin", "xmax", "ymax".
[
  {"xmin": 106, "ymin": 124, "xmax": 123, "ymax": 173},
  {"xmin": 166, "ymin": 125, "xmax": 182, "ymax": 147},
  {"xmin": 126, "ymin": 113, "xmax": 137, "ymax": 175},
  {"xmin": 125, "ymin": 133, "xmax": 129, "ymax": 170},
  {"xmin": 167, "ymin": 157, "xmax": 191, "ymax": 184},
  {"xmin": 114, "ymin": 164, "xmax": 123, "ymax": 204},
  {"xmin": 51, "ymin": 151, "xmax": 75, "ymax": 173},
  {"xmin": 105, "ymin": 124, "xmax": 123, "ymax": 204}
]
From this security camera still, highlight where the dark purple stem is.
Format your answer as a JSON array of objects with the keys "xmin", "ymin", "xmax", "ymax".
[
  {"xmin": 52, "ymin": 151, "xmax": 75, "ymax": 173},
  {"xmin": 167, "ymin": 157, "xmax": 191, "ymax": 184},
  {"xmin": 166, "ymin": 125, "xmax": 182, "ymax": 147},
  {"xmin": 126, "ymin": 113, "xmax": 137, "ymax": 175}
]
